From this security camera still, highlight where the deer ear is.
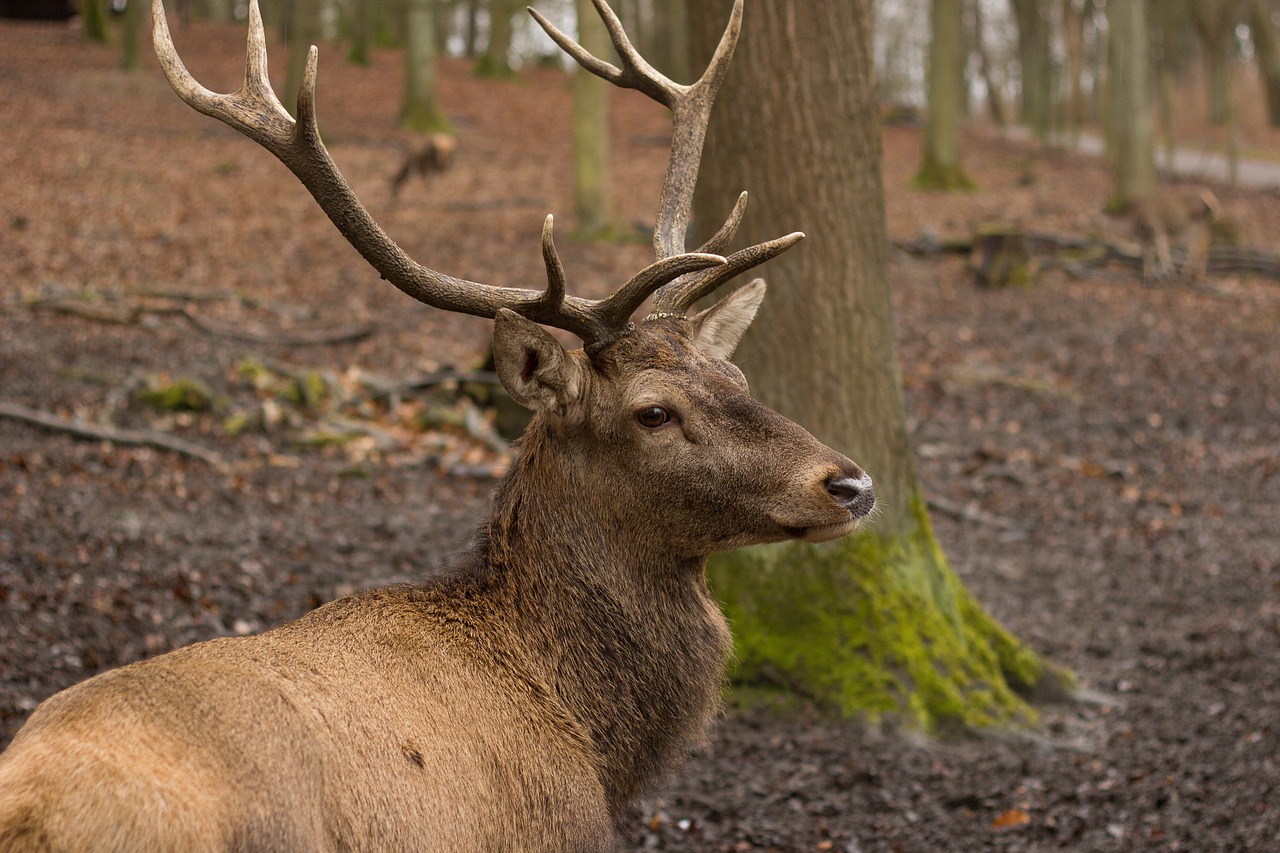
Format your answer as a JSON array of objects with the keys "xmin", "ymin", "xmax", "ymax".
[
  {"xmin": 689, "ymin": 279, "xmax": 766, "ymax": 360},
  {"xmin": 492, "ymin": 309, "xmax": 583, "ymax": 412}
]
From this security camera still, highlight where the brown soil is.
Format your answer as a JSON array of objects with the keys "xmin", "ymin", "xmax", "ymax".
[{"xmin": 2, "ymin": 16, "xmax": 1278, "ymax": 853}]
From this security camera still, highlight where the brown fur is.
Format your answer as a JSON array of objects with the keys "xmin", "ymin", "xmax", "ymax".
[
  {"xmin": 0, "ymin": 297, "xmax": 873, "ymax": 851},
  {"xmin": 1125, "ymin": 187, "xmax": 1221, "ymax": 281}
]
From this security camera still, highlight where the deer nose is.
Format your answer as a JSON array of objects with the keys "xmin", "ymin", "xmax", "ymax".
[{"xmin": 825, "ymin": 473, "xmax": 875, "ymax": 518}]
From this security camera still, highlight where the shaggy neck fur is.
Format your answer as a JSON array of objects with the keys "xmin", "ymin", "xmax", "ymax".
[{"xmin": 461, "ymin": 418, "xmax": 733, "ymax": 818}]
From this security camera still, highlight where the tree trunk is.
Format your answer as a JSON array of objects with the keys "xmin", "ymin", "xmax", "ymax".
[
  {"xmin": 1010, "ymin": 0, "xmax": 1051, "ymax": 140},
  {"xmin": 475, "ymin": 0, "xmax": 517, "ymax": 77},
  {"xmin": 971, "ymin": 0, "xmax": 1007, "ymax": 126},
  {"xmin": 650, "ymin": 0, "xmax": 690, "ymax": 82},
  {"xmin": 401, "ymin": 0, "xmax": 452, "ymax": 131},
  {"xmin": 1061, "ymin": 0, "xmax": 1089, "ymax": 145},
  {"xmin": 1249, "ymin": 0, "xmax": 1280, "ymax": 126},
  {"xmin": 464, "ymin": 0, "xmax": 480, "ymax": 58},
  {"xmin": 78, "ymin": 0, "xmax": 111, "ymax": 44},
  {"xmin": 284, "ymin": 0, "xmax": 321, "ymax": 117},
  {"xmin": 571, "ymin": 0, "xmax": 615, "ymax": 238},
  {"xmin": 347, "ymin": 0, "xmax": 377, "ymax": 65},
  {"xmin": 1106, "ymin": 0, "xmax": 1156, "ymax": 206},
  {"xmin": 688, "ymin": 0, "xmax": 1063, "ymax": 729},
  {"xmin": 120, "ymin": 0, "xmax": 144, "ymax": 70},
  {"xmin": 1190, "ymin": 0, "xmax": 1238, "ymax": 126},
  {"xmin": 914, "ymin": 0, "xmax": 975, "ymax": 190}
]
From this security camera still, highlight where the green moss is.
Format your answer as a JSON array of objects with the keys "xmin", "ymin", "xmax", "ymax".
[
  {"xmin": 472, "ymin": 56, "xmax": 518, "ymax": 79},
  {"xmin": 136, "ymin": 376, "xmax": 214, "ymax": 413},
  {"xmin": 911, "ymin": 157, "xmax": 978, "ymax": 192},
  {"xmin": 708, "ymin": 496, "xmax": 1064, "ymax": 732},
  {"xmin": 280, "ymin": 370, "xmax": 331, "ymax": 413},
  {"xmin": 400, "ymin": 107, "xmax": 455, "ymax": 135}
]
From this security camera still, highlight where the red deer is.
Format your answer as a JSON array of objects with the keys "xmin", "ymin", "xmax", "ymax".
[
  {"xmin": 1125, "ymin": 186, "xmax": 1221, "ymax": 281},
  {"xmin": 388, "ymin": 132, "xmax": 457, "ymax": 206},
  {"xmin": 0, "ymin": 0, "xmax": 875, "ymax": 849}
]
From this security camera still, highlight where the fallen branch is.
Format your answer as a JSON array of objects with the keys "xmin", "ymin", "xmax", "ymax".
[
  {"xmin": 926, "ymin": 495, "xmax": 1027, "ymax": 532},
  {"xmin": 896, "ymin": 230, "xmax": 1280, "ymax": 282},
  {"xmin": 172, "ymin": 306, "xmax": 376, "ymax": 346},
  {"xmin": 0, "ymin": 401, "xmax": 224, "ymax": 467},
  {"xmin": 26, "ymin": 297, "xmax": 375, "ymax": 346}
]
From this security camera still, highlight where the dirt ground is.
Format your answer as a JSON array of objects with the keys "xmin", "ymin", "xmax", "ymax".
[{"xmin": 2, "ymin": 16, "xmax": 1279, "ymax": 853}]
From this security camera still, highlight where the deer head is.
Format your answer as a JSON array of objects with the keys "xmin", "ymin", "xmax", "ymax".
[{"xmin": 150, "ymin": 0, "xmax": 875, "ymax": 552}]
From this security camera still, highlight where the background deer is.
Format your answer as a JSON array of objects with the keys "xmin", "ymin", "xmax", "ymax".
[
  {"xmin": 1125, "ymin": 186, "xmax": 1222, "ymax": 281},
  {"xmin": 387, "ymin": 132, "xmax": 456, "ymax": 206},
  {"xmin": 0, "ymin": 0, "xmax": 874, "ymax": 848}
]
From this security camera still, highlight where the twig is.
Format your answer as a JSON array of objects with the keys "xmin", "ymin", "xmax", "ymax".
[{"xmin": 0, "ymin": 401, "xmax": 224, "ymax": 467}]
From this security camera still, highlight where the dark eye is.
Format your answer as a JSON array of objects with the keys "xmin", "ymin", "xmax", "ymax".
[{"xmin": 635, "ymin": 405, "xmax": 670, "ymax": 429}]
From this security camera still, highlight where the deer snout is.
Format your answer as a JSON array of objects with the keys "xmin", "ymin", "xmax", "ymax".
[{"xmin": 825, "ymin": 472, "xmax": 875, "ymax": 518}]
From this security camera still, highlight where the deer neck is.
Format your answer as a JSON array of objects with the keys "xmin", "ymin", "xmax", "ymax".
[{"xmin": 474, "ymin": 427, "xmax": 733, "ymax": 813}]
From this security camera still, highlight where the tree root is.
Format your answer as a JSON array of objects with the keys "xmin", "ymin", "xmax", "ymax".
[{"xmin": 0, "ymin": 401, "xmax": 224, "ymax": 467}]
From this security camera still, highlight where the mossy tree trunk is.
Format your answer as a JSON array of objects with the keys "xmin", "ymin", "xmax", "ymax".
[
  {"xmin": 401, "ymin": 0, "xmax": 452, "ymax": 132},
  {"xmin": 120, "ymin": 0, "xmax": 144, "ymax": 70},
  {"xmin": 78, "ymin": 0, "xmax": 111, "ymax": 45},
  {"xmin": 571, "ymin": 0, "xmax": 615, "ymax": 238},
  {"xmin": 474, "ymin": 0, "xmax": 517, "ymax": 77},
  {"xmin": 688, "ymin": 0, "xmax": 1065, "ymax": 730},
  {"xmin": 914, "ymin": 0, "xmax": 975, "ymax": 191},
  {"xmin": 1106, "ymin": 0, "xmax": 1156, "ymax": 207}
]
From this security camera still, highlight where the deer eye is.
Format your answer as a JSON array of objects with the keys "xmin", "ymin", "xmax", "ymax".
[{"xmin": 635, "ymin": 405, "xmax": 671, "ymax": 429}]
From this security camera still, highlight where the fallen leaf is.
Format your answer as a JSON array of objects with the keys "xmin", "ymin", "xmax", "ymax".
[{"xmin": 992, "ymin": 809, "xmax": 1031, "ymax": 829}]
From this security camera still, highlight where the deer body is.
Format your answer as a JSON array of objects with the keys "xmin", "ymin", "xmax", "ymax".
[
  {"xmin": 0, "ymin": 314, "xmax": 863, "ymax": 850},
  {"xmin": 0, "ymin": 1, "xmax": 875, "ymax": 847}
]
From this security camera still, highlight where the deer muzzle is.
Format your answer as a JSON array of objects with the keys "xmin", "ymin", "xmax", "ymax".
[{"xmin": 825, "ymin": 472, "xmax": 876, "ymax": 519}]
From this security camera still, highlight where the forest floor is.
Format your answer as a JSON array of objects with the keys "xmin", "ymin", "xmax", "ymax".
[{"xmin": 2, "ymin": 16, "xmax": 1279, "ymax": 853}]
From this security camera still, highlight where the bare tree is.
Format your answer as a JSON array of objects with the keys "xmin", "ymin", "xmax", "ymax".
[
  {"xmin": 914, "ymin": 0, "xmax": 976, "ymax": 189},
  {"xmin": 1190, "ymin": 0, "xmax": 1241, "ymax": 126},
  {"xmin": 1249, "ymin": 0, "xmax": 1280, "ymax": 126},
  {"xmin": 572, "ymin": 0, "xmax": 616, "ymax": 237},
  {"xmin": 475, "ymin": 0, "xmax": 519, "ymax": 76},
  {"xmin": 402, "ymin": 0, "xmax": 452, "ymax": 131},
  {"xmin": 1010, "ymin": 0, "xmax": 1051, "ymax": 139},
  {"xmin": 971, "ymin": 0, "xmax": 1008, "ymax": 126},
  {"xmin": 284, "ymin": 0, "xmax": 322, "ymax": 116},
  {"xmin": 690, "ymin": 0, "xmax": 1060, "ymax": 727},
  {"xmin": 1106, "ymin": 0, "xmax": 1155, "ymax": 206}
]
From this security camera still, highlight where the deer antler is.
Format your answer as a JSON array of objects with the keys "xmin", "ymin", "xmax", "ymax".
[
  {"xmin": 153, "ymin": 0, "xmax": 788, "ymax": 345},
  {"xmin": 530, "ymin": 0, "xmax": 804, "ymax": 318}
]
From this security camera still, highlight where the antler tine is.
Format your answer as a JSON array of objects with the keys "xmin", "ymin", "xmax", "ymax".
[
  {"xmin": 538, "ymin": 215, "xmax": 568, "ymax": 310},
  {"xmin": 594, "ymin": 252, "xmax": 727, "ymax": 330},
  {"xmin": 697, "ymin": 191, "xmax": 749, "ymax": 256},
  {"xmin": 649, "ymin": 232, "xmax": 805, "ymax": 316}
]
